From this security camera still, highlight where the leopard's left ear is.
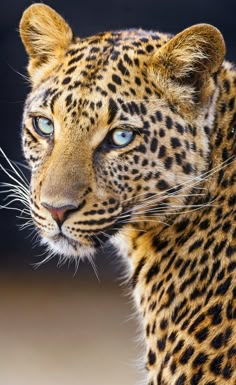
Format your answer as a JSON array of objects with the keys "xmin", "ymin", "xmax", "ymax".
[
  {"xmin": 19, "ymin": 3, "xmax": 73, "ymax": 79},
  {"xmin": 152, "ymin": 24, "xmax": 225, "ymax": 109}
]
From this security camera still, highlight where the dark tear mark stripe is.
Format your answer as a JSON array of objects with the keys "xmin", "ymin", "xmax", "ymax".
[
  {"xmin": 107, "ymin": 97, "xmax": 118, "ymax": 125},
  {"xmin": 24, "ymin": 126, "xmax": 38, "ymax": 143},
  {"xmin": 50, "ymin": 91, "xmax": 62, "ymax": 113}
]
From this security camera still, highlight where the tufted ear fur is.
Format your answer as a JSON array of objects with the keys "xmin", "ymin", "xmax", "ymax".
[
  {"xmin": 19, "ymin": 4, "xmax": 73, "ymax": 79},
  {"xmin": 152, "ymin": 24, "xmax": 226, "ymax": 111}
]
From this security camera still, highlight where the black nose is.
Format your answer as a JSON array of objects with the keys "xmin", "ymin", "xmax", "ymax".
[{"xmin": 41, "ymin": 202, "xmax": 78, "ymax": 227}]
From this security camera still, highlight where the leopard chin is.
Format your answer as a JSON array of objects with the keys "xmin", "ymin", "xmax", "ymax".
[{"xmin": 40, "ymin": 233, "xmax": 96, "ymax": 260}]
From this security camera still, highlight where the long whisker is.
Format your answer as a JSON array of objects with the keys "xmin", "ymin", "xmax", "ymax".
[
  {"xmin": 87, "ymin": 254, "xmax": 100, "ymax": 282},
  {"xmin": 121, "ymin": 155, "xmax": 235, "ymax": 208},
  {"xmin": 0, "ymin": 148, "xmax": 29, "ymax": 188}
]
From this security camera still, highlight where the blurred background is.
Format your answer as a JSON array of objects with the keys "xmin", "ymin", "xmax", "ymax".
[{"xmin": 0, "ymin": 1, "xmax": 235, "ymax": 384}]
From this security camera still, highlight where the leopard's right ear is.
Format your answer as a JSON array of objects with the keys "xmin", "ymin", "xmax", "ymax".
[
  {"xmin": 151, "ymin": 24, "xmax": 225, "ymax": 114},
  {"xmin": 19, "ymin": 4, "xmax": 73, "ymax": 79}
]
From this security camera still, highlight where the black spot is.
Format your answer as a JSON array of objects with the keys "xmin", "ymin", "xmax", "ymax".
[
  {"xmin": 228, "ymin": 194, "xmax": 236, "ymax": 206},
  {"xmin": 146, "ymin": 44, "xmax": 154, "ymax": 53},
  {"xmin": 204, "ymin": 237, "xmax": 214, "ymax": 250},
  {"xmin": 175, "ymin": 373, "xmax": 186, "ymax": 385},
  {"xmin": 151, "ymin": 321, "xmax": 156, "ymax": 334},
  {"xmin": 200, "ymin": 266, "xmax": 209, "ymax": 281},
  {"xmin": 136, "ymin": 144, "xmax": 146, "ymax": 153},
  {"xmin": 183, "ymin": 163, "xmax": 193, "ymax": 174},
  {"xmin": 108, "ymin": 83, "xmax": 116, "ymax": 93},
  {"xmin": 146, "ymin": 262, "xmax": 159, "ymax": 283},
  {"xmin": 158, "ymin": 145, "xmax": 166, "ymax": 158},
  {"xmin": 209, "ymin": 354, "xmax": 224, "ymax": 375},
  {"xmin": 159, "ymin": 128, "xmax": 165, "ymax": 137},
  {"xmin": 140, "ymin": 103, "xmax": 147, "ymax": 115},
  {"xmin": 65, "ymin": 65, "xmax": 77, "ymax": 75},
  {"xmin": 133, "ymin": 155, "xmax": 139, "ymax": 164},
  {"xmin": 188, "ymin": 314, "xmax": 205, "ymax": 333},
  {"xmin": 176, "ymin": 218, "xmax": 189, "ymax": 232},
  {"xmin": 112, "ymin": 74, "xmax": 122, "ymax": 85},
  {"xmin": 62, "ymin": 76, "xmax": 71, "ymax": 85},
  {"xmin": 160, "ymin": 318, "xmax": 168, "ymax": 330},
  {"xmin": 135, "ymin": 77, "xmax": 141, "ymax": 86},
  {"xmin": 164, "ymin": 157, "xmax": 173, "ymax": 170},
  {"xmin": 171, "ymin": 137, "xmax": 181, "ymax": 149},
  {"xmin": 199, "ymin": 219, "xmax": 210, "ymax": 230},
  {"xmin": 123, "ymin": 53, "xmax": 132, "ymax": 65},
  {"xmin": 142, "ymin": 159, "xmax": 148, "ymax": 166},
  {"xmin": 149, "ymin": 137, "xmax": 158, "ymax": 153},
  {"xmin": 180, "ymin": 346, "xmax": 195, "ymax": 364},
  {"xmin": 152, "ymin": 237, "xmax": 169, "ymax": 252},
  {"xmin": 228, "ymin": 261, "xmax": 236, "ymax": 273},
  {"xmin": 157, "ymin": 336, "xmax": 166, "ymax": 351},
  {"xmin": 170, "ymin": 361, "xmax": 176, "ymax": 374},
  {"xmin": 213, "ymin": 240, "xmax": 227, "ymax": 257},
  {"xmin": 215, "ymin": 276, "xmax": 231, "ymax": 296},
  {"xmin": 148, "ymin": 349, "xmax": 156, "ymax": 365},
  {"xmin": 166, "ymin": 116, "xmax": 173, "ymax": 129},
  {"xmin": 110, "ymin": 50, "xmax": 120, "ymax": 60},
  {"xmin": 192, "ymin": 352, "xmax": 208, "ymax": 367},
  {"xmin": 176, "ymin": 123, "xmax": 184, "ymax": 134},
  {"xmin": 156, "ymin": 179, "xmax": 170, "ymax": 192},
  {"xmin": 195, "ymin": 327, "xmax": 209, "ymax": 342},
  {"xmin": 155, "ymin": 111, "xmax": 163, "ymax": 121},
  {"xmin": 223, "ymin": 362, "xmax": 233, "ymax": 379},
  {"xmin": 169, "ymin": 331, "xmax": 177, "ymax": 342},
  {"xmin": 65, "ymin": 94, "xmax": 73, "ymax": 107},
  {"xmin": 190, "ymin": 369, "xmax": 203, "ymax": 385},
  {"xmin": 226, "ymin": 245, "xmax": 236, "ymax": 257},
  {"xmin": 180, "ymin": 271, "xmax": 198, "ymax": 292},
  {"xmin": 68, "ymin": 53, "xmax": 84, "ymax": 66},
  {"xmin": 211, "ymin": 333, "xmax": 224, "ymax": 349},
  {"xmin": 173, "ymin": 339, "xmax": 184, "ymax": 354},
  {"xmin": 188, "ymin": 239, "xmax": 203, "ymax": 253},
  {"xmin": 132, "ymin": 257, "xmax": 146, "ymax": 288}
]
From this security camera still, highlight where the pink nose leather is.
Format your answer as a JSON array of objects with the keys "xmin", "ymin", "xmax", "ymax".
[{"xmin": 41, "ymin": 203, "xmax": 77, "ymax": 226}]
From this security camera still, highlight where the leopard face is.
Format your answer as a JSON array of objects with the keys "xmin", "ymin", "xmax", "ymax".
[{"xmin": 20, "ymin": 4, "xmax": 225, "ymax": 259}]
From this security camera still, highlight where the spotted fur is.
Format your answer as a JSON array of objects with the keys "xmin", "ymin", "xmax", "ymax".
[{"xmin": 19, "ymin": 4, "xmax": 235, "ymax": 384}]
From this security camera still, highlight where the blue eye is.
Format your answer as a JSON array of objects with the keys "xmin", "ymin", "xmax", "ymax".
[
  {"xmin": 110, "ymin": 128, "xmax": 135, "ymax": 147},
  {"xmin": 32, "ymin": 116, "xmax": 54, "ymax": 137}
]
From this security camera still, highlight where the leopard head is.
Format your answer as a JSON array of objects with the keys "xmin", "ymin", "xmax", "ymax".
[{"xmin": 19, "ymin": 4, "xmax": 225, "ymax": 258}]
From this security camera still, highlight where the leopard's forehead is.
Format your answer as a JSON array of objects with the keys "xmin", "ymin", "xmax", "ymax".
[
  {"xmin": 26, "ymin": 30, "xmax": 169, "ymax": 102},
  {"xmin": 25, "ymin": 29, "xmax": 170, "ymax": 137}
]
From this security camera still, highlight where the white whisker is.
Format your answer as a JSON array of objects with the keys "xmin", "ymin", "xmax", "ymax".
[{"xmin": 87, "ymin": 254, "xmax": 100, "ymax": 282}]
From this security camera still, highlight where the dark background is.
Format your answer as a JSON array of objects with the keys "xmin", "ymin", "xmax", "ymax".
[{"xmin": 0, "ymin": 0, "xmax": 235, "ymax": 272}]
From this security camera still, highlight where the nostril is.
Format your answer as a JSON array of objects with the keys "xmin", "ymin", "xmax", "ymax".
[{"xmin": 41, "ymin": 202, "xmax": 78, "ymax": 227}]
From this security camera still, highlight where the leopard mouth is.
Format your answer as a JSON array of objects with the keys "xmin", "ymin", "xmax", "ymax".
[{"xmin": 43, "ymin": 210, "xmax": 131, "ymax": 258}]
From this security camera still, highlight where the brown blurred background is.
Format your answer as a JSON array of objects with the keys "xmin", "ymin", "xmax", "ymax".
[{"xmin": 0, "ymin": 1, "xmax": 235, "ymax": 384}]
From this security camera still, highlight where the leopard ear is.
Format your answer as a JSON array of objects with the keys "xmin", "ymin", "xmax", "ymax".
[
  {"xmin": 152, "ymin": 24, "xmax": 225, "ymax": 109},
  {"xmin": 19, "ymin": 4, "xmax": 73, "ymax": 78}
]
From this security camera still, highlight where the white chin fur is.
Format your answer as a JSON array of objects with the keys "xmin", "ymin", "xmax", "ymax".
[{"xmin": 40, "ymin": 236, "xmax": 96, "ymax": 260}]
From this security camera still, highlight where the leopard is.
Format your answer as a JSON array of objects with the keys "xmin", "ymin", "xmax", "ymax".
[{"xmin": 17, "ymin": 3, "xmax": 236, "ymax": 385}]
